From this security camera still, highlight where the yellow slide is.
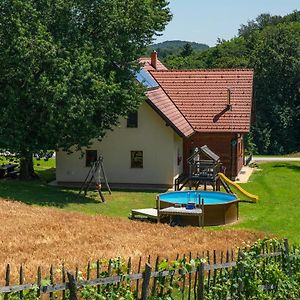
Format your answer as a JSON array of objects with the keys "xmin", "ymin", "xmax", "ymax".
[{"xmin": 218, "ymin": 173, "xmax": 258, "ymax": 203}]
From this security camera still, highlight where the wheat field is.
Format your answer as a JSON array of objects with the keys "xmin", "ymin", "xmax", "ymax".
[{"xmin": 0, "ymin": 199, "xmax": 266, "ymax": 282}]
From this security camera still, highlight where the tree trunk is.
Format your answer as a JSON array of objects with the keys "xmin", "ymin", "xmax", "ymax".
[{"xmin": 19, "ymin": 152, "xmax": 38, "ymax": 180}]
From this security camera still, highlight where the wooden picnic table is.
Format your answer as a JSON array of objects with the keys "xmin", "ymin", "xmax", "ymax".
[{"xmin": 0, "ymin": 164, "xmax": 18, "ymax": 178}]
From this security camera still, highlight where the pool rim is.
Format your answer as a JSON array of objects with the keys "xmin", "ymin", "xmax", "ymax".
[{"xmin": 158, "ymin": 190, "xmax": 239, "ymax": 206}]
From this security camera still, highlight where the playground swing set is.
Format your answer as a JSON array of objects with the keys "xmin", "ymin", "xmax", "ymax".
[{"xmin": 78, "ymin": 155, "xmax": 111, "ymax": 202}]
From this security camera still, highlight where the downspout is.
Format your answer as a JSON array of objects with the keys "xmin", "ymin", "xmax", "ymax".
[{"xmin": 230, "ymin": 137, "xmax": 237, "ymax": 180}]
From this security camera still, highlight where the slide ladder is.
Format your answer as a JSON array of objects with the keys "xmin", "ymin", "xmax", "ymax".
[{"xmin": 218, "ymin": 173, "xmax": 258, "ymax": 203}]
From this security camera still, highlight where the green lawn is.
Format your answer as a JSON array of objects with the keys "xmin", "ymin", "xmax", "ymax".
[
  {"xmin": 253, "ymin": 154, "xmax": 300, "ymax": 158},
  {"xmin": 232, "ymin": 162, "xmax": 300, "ymax": 244},
  {"xmin": 0, "ymin": 157, "xmax": 157, "ymax": 216},
  {"xmin": 0, "ymin": 158, "xmax": 299, "ymax": 243}
]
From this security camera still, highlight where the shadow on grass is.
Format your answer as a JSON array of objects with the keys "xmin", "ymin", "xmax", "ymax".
[
  {"xmin": 0, "ymin": 165, "xmax": 165, "ymax": 210},
  {"xmin": 36, "ymin": 167, "xmax": 57, "ymax": 183},
  {"xmin": 107, "ymin": 188, "xmax": 167, "ymax": 193},
  {"xmin": 272, "ymin": 163, "xmax": 300, "ymax": 173},
  {"xmin": 0, "ymin": 169, "xmax": 99, "ymax": 208}
]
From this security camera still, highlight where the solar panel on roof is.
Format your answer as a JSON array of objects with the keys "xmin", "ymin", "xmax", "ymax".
[{"xmin": 135, "ymin": 69, "xmax": 159, "ymax": 89}]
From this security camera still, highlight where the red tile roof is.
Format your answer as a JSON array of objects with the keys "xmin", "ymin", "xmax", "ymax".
[
  {"xmin": 146, "ymin": 88, "xmax": 194, "ymax": 137},
  {"xmin": 138, "ymin": 56, "xmax": 195, "ymax": 137},
  {"xmin": 149, "ymin": 69, "xmax": 254, "ymax": 133},
  {"xmin": 139, "ymin": 57, "xmax": 168, "ymax": 71}
]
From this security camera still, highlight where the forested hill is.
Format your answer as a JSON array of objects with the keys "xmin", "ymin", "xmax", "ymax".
[
  {"xmin": 146, "ymin": 40, "xmax": 209, "ymax": 58},
  {"xmin": 163, "ymin": 11, "xmax": 300, "ymax": 155}
]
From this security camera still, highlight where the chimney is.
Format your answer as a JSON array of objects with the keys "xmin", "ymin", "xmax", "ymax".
[
  {"xmin": 151, "ymin": 50, "xmax": 157, "ymax": 69},
  {"xmin": 226, "ymin": 88, "xmax": 232, "ymax": 111}
]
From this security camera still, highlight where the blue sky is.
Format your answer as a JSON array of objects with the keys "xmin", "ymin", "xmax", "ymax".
[{"xmin": 155, "ymin": 0, "xmax": 300, "ymax": 46}]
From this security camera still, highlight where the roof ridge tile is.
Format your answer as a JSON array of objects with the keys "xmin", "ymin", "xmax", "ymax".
[{"xmin": 150, "ymin": 68, "xmax": 254, "ymax": 72}]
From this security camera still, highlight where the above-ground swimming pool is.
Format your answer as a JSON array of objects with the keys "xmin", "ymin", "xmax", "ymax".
[{"xmin": 157, "ymin": 191, "xmax": 239, "ymax": 226}]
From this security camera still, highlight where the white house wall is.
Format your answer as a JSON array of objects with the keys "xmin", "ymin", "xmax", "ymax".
[{"xmin": 56, "ymin": 102, "xmax": 183, "ymax": 186}]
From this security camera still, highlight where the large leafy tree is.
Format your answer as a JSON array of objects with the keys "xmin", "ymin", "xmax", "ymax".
[
  {"xmin": 250, "ymin": 22, "xmax": 300, "ymax": 154},
  {"xmin": 0, "ymin": 0, "xmax": 171, "ymax": 178}
]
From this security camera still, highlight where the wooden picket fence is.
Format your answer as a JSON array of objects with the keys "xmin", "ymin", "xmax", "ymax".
[{"xmin": 0, "ymin": 239, "xmax": 291, "ymax": 299}]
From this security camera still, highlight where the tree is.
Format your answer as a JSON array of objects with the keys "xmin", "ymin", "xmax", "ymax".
[
  {"xmin": 181, "ymin": 42, "xmax": 193, "ymax": 57},
  {"xmin": 238, "ymin": 13, "xmax": 282, "ymax": 37},
  {"xmin": 250, "ymin": 22, "xmax": 300, "ymax": 154},
  {"xmin": 0, "ymin": 0, "xmax": 171, "ymax": 179}
]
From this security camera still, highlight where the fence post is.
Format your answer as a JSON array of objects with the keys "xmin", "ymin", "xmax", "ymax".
[
  {"xmin": 197, "ymin": 262, "xmax": 205, "ymax": 300},
  {"xmin": 237, "ymin": 250, "xmax": 245, "ymax": 297},
  {"xmin": 19, "ymin": 265, "xmax": 24, "ymax": 300},
  {"xmin": 141, "ymin": 263, "xmax": 152, "ymax": 300},
  {"xmin": 4, "ymin": 264, "xmax": 10, "ymax": 300},
  {"xmin": 67, "ymin": 272, "xmax": 78, "ymax": 300},
  {"xmin": 49, "ymin": 265, "xmax": 54, "ymax": 300},
  {"xmin": 37, "ymin": 266, "xmax": 42, "ymax": 298},
  {"xmin": 283, "ymin": 238, "xmax": 291, "ymax": 276}
]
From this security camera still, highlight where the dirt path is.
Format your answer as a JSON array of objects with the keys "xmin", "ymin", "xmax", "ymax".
[{"xmin": 252, "ymin": 156, "xmax": 300, "ymax": 162}]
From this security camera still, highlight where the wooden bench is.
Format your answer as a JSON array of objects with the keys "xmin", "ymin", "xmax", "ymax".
[{"xmin": 131, "ymin": 208, "xmax": 158, "ymax": 220}]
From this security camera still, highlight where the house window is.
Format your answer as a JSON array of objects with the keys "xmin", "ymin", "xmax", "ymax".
[
  {"xmin": 127, "ymin": 111, "xmax": 138, "ymax": 128},
  {"xmin": 131, "ymin": 151, "xmax": 143, "ymax": 168},
  {"xmin": 86, "ymin": 150, "xmax": 97, "ymax": 167}
]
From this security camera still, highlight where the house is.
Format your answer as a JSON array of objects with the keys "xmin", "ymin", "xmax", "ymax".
[{"xmin": 56, "ymin": 52, "xmax": 254, "ymax": 188}]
